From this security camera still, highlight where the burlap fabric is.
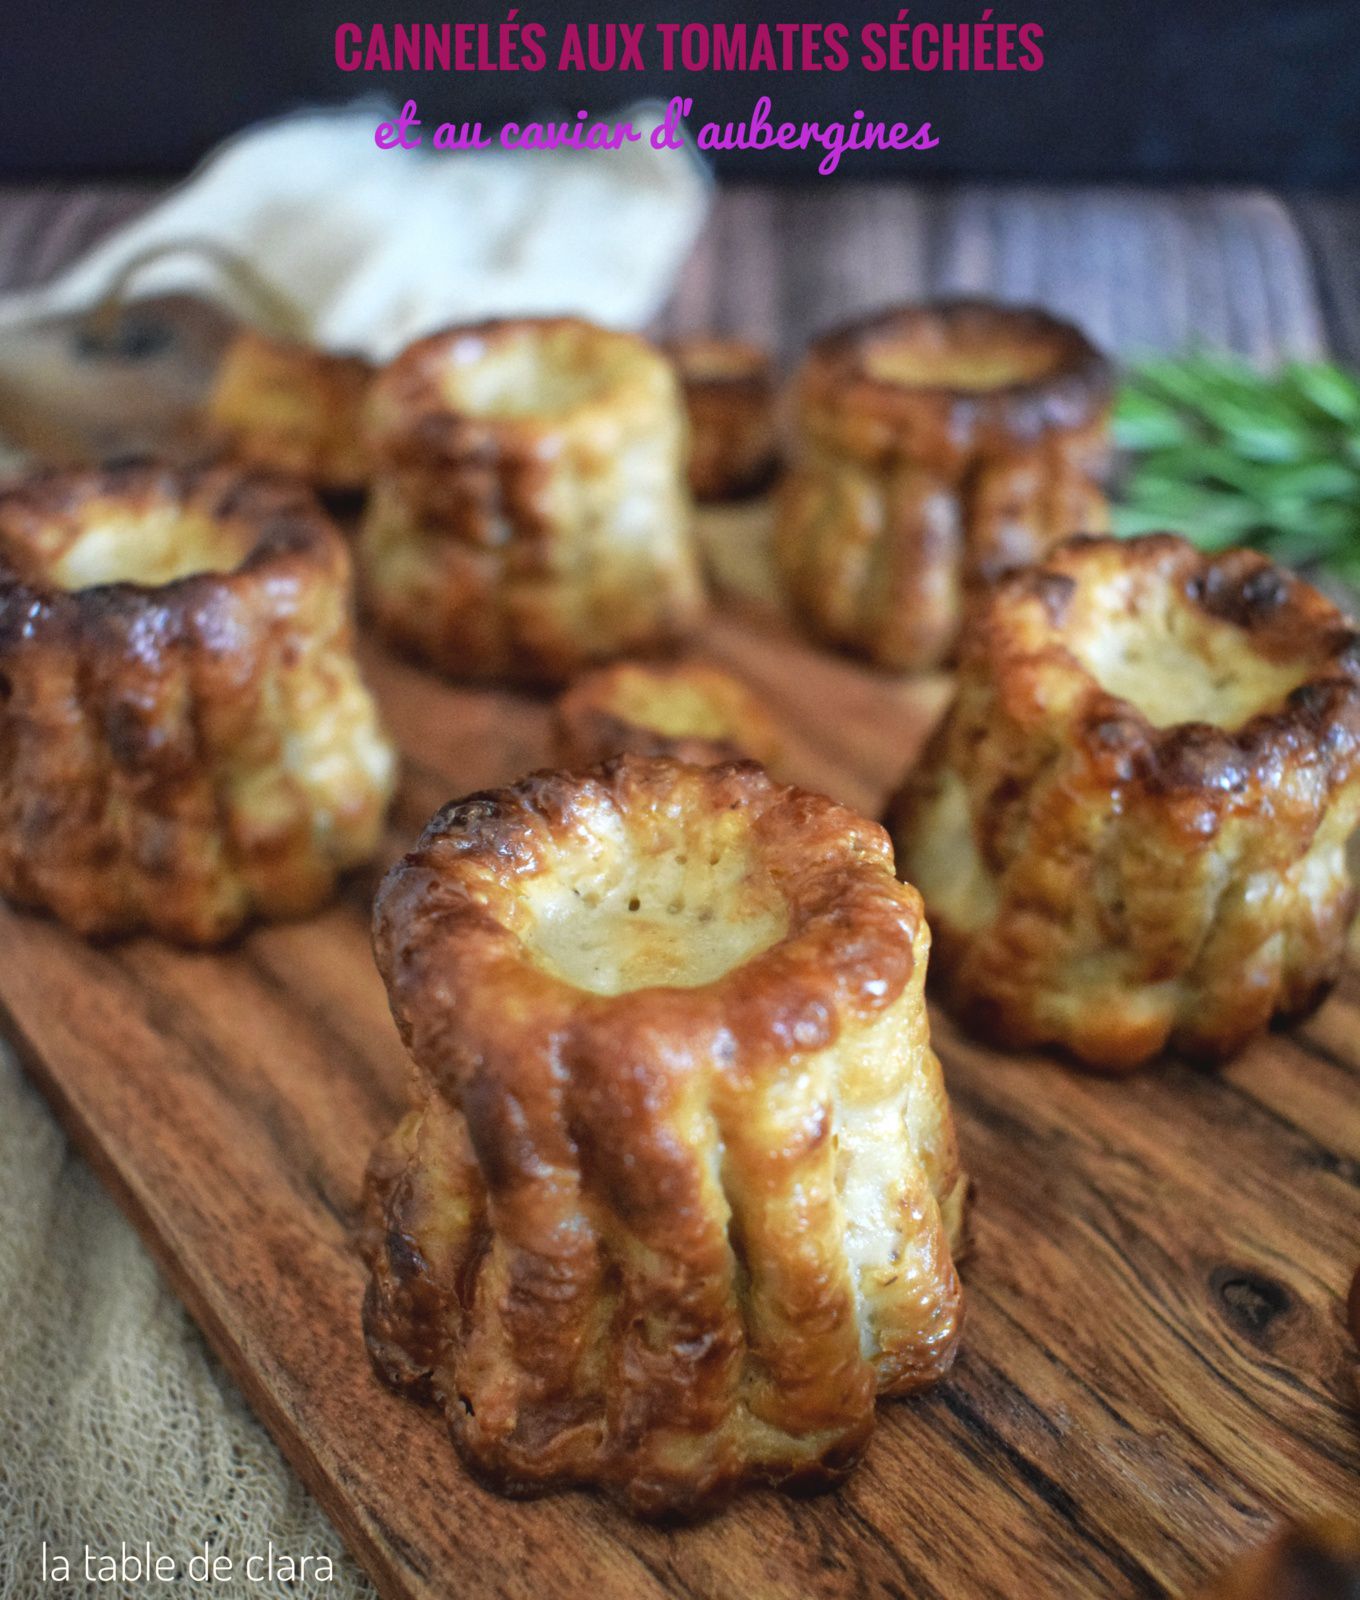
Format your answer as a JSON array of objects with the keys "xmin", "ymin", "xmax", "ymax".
[{"xmin": 0, "ymin": 1044, "xmax": 373, "ymax": 1599}]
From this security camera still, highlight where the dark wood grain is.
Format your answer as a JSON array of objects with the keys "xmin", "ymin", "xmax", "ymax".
[
  {"xmin": 0, "ymin": 180, "xmax": 1357, "ymax": 1600},
  {"xmin": 653, "ymin": 183, "xmax": 1336, "ymax": 364},
  {"xmin": 1293, "ymin": 195, "xmax": 1360, "ymax": 367},
  {"xmin": 0, "ymin": 182, "xmax": 157, "ymax": 292},
  {"xmin": 1, "ymin": 181, "xmax": 1346, "ymax": 364}
]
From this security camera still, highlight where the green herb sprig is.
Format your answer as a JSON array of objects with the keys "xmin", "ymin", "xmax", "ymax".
[{"xmin": 1113, "ymin": 356, "xmax": 1360, "ymax": 582}]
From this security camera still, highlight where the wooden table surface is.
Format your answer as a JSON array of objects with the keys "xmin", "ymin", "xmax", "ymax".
[
  {"xmin": 1, "ymin": 181, "xmax": 1358, "ymax": 365},
  {"xmin": 0, "ymin": 179, "xmax": 1357, "ymax": 1600}
]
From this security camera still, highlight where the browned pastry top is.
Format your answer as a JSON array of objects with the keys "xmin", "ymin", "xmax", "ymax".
[
  {"xmin": 666, "ymin": 334, "xmax": 773, "ymax": 389},
  {"xmin": 552, "ymin": 660, "xmax": 782, "ymax": 770},
  {"xmin": 888, "ymin": 529, "xmax": 1360, "ymax": 1068},
  {"xmin": 666, "ymin": 334, "xmax": 781, "ymax": 502},
  {"xmin": 969, "ymin": 532, "xmax": 1360, "ymax": 810},
  {"xmin": 206, "ymin": 328, "xmax": 373, "ymax": 489},
  {"xmin": 0, "ymin": 461, "xmax": 393, "ymax": 943},
  {"xmin": 0, "ymin": 460, "xmax": 346, "ymax": 629},
  {"xmin": 365, "ymin": 315, "xmax": 677, "ymax": 470},
  {"xmin": 798, "ymin": 297, "xmax": 1113, "ymax": 466},
  {"xmin": 375, "ymin": 756, "xmax": 921, "ymax": 1079}
]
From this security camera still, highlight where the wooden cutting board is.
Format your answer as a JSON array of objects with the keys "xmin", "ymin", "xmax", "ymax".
[{"xmin": 3, "ymin": 545, "xmax": 1358, "ymax": 1600}]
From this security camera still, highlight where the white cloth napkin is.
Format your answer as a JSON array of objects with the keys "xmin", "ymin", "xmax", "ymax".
[{"xmin": 0, "ymin": 102, "xmax": 710, "ymax": 361}]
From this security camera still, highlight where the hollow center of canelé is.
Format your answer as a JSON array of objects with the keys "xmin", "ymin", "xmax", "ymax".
[
  {"xmin": 518, "ymin": 812, "xmax": 788, "ymax": 995},
  {"xmin": 861, "ymin": 328, "xmax": 1057, "ymax": 392},
  {"xmin": 672, "ymin": 338, "xmax": 765, "ymax": 384},
  {"xmin": 1071, "ymin": 589, "xmax": 1314, "ymax": 729},
  {"xmin": 438, "ymin": 324, "xmax": 628, "ymax": 420},
  {"xmin": 48, "ymin": 507, "xmax": 255, "ymax": 590}
]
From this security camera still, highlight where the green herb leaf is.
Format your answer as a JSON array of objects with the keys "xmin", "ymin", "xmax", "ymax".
[
  {"xmin": 1112, "ymin": 388, "xmax": 1188, "ymax": 452},
  {"xmin": 1116, "ymin": 356, "xmax": 1360, "ymax": 581},
  {"xmin": 1284, "ymin": 362, "xmax": 1360, "ymax": 428}
]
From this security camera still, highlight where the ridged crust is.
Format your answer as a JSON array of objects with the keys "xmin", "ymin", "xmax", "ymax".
[
  {"xmin": 0, "ymin": 463, "xmax": 396, "ymax": 944},
  {"xmin": 206, "ymin": 330, "xmax": 373, "ymax": 493},
  {"xmin": 666, "ymin": 336, "xmax": 781, "ymax": 502},
  {"xmin": 776, "ymin": 299, "xmax": 1112, "ymax": 670},
  {"xmin": 359, "ymin": 317, "xmax": 706, "ymax": 684},
  {"xmin": 1196, "ymin": 1517, "xmax": 1360, "ymax": 1599},
  {"xmin": 552, "ymin": 660, "xmax": 782, "ymax": 770},
  {"xmin": 364, "ymin": 757, "xmax": 965, "ymax": 1516},
  {"xmin": 889, "ymin": 533, "xmax": 1360, "ymax": 1070}
]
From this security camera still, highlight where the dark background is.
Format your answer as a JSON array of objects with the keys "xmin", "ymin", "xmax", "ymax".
[{"xmin": 2, "ymin": 0, "xmax": 1357, "ymax": 188}]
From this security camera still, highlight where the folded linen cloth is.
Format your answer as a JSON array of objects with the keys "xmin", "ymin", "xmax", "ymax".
[{"xmin": 0, "ymin": 102, "xmax": 710, "ymax": 360}]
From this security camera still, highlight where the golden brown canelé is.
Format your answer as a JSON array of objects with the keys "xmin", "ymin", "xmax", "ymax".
[
  {"xmin": 359, "ymin": 317, "xmax": 706, "ymax": 684},
  {"xmin": 665, "ymin": 335, "xmax": 781, "ymax": 502},
  {"xmin": 552, "ymin": 660, "xmax": 782, "ymax": 770},
  {"xmin": 363, "ymin": 756, "xmax": 966, "ymax": 1516},
  {"xmin": 1197, "ymin": 1518, "xmax": 1360, "ymax": 1600},
  {"xmin": 0, "ymin": 464, "xmax": 397, "ymax": 944},
  {"xmin": 888, "ymin": 533, "xmax": 1360, "ymax": 1071},
  {"xmin": 206, "ymin": 329, "xmax": 373, "ymax": 493},
  {"xmin": 776, "ymin": 299, "xmax": 1112, "ymax": 670}
]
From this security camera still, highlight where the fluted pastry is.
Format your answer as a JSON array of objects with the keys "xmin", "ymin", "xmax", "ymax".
[
  {"xmin": 207, "ymin": 329, "xmax": 373, "ymax": 493},
  {"xmin": 363, "ymin": 756, "xmax": 966, "ymax": 1516},
  {"xmin": 0, "ymin": 463, "xmax": 396, "ymax": 944},
  {"xmin": 360, "ymin": 317, "xmax": 705, "ymax": 683},
  {"xmin": 1197, "ymin": 1518, "xmax": 1360, "ymax": 1599},
  {"xmin": 666, "ymin": 335, "xmax": 780, "ymax": 501},
  {"xmin": 776, "ymin": 299, "xmax": 1112, "ymax": 670},
  {"xmin": 553, "ymin": 660, "xmax": 782, "ymax": 770},
  {"xmin": 888, "ymin": 533, "xmax": 1360, "ymax": 1070}
]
